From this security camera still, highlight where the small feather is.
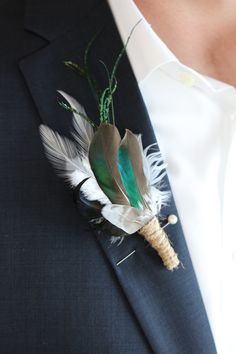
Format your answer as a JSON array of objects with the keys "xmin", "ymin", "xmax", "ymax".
[
  {"xmin": 40, "ymin": 124, "xmax": 80, "ymax": 178},
  {"xmin": 101, "ymin": 204, "xmax": 153, "ymax": 234},
  {"xmin": 89, "ymin": 123, "xmax": 129, "ymax": 205},
  {"xmin": 68, "ymin": 157, "xmax": 92, "ymax": 186},
  {"xmin": 40, "ymin": 125, "xmax": 111, "ymax": 205},
  {"xmin": 138, "ymin": 138, "xmax": 171, "ymax": 212},
  {"xmin": 142, "ymin": 142, "xmax": 167, "ymax": 186},
  {"xmin": 117, "ymin": 129, "xmax": 148, "ymax": 209},
  {"xmin": 57, "ymin": 90, "xmax": 94, "ymax": 154}
]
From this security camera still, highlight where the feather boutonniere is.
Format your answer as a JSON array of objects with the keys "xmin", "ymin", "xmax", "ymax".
[{"xmin": 39, "ymin": 23, "xmax": 180, "ymax": 271}]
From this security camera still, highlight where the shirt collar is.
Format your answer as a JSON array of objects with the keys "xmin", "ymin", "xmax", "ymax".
[{"xmin": 108, "ymin": 0, "xmax": 235, "ymax": 93}]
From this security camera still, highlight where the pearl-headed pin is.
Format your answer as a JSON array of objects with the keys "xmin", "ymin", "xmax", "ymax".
[{"xmin": 162, "ymin": 214, "xmax": 178, "ymax": 229}]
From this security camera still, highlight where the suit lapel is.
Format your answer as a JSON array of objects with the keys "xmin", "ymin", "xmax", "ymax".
[{"xmin": 20, "ymin": 1, "xmax": 217, "ymax": 353}]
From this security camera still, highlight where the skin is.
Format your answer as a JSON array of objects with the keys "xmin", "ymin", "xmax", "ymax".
[{"xmin": 134, "ymin": 0, "xmax": 236, "ymax": 86}]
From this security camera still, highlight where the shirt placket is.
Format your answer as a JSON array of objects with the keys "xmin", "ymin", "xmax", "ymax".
[{"xmin": 217, "ymin": 88, "xmax": 236, "ymax": 354}]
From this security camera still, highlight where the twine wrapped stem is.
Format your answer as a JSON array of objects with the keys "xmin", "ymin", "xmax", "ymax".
[{"xmin": 138, "ymin": 217, "xmax": 180, "ymax": 271}]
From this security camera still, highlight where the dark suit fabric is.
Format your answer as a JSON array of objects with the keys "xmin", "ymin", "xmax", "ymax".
[{"xmin": 0, "ymin": 1, "xmax": 217, "ymax": 353}]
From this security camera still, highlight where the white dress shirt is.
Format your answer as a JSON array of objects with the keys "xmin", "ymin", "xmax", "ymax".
[{"xmin": 108, "ymin": 1, "xmax": 236, "ymax": 353}]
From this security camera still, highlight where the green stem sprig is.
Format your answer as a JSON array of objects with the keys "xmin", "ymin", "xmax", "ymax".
[
  {"xmin": 62, "ymin": 20, "xmax": 141, "ymax": 128},
  {"xmin": 98, "ymin": 19, "xmax": 142, "ymax": 125},
  {"xmin": 58, "ymin": 100, "xmax": 97, "ymax": 129}
]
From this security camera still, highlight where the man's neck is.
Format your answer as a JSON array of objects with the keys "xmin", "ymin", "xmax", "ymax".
[
  {"xmin": 133, "ymin": 0, "xmax": 236, "ymax": 31},
  {"xmin": 134, "ymin": 0, "xmax": 236, "ymax": 12},
  {"xmin": 133, "ymin": 0, "xmax": 236, "ymax": 86}
]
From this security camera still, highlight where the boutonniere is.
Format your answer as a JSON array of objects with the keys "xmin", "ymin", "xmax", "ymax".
[{"xmin": 39, "ymin": 24, "xmax": 180, "ymax": 271}]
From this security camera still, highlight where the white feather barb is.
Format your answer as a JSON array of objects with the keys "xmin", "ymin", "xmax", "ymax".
[
  {"xmin": 39, "ymin": 124, "xmax": 110, "ymax": 205},
  {"xmin": 57, "ymin": 90, "xmax": 94, "ymax": 154},
  {"xmin": 142, "ymin": 142, "xmax": 168, "ymax": 186},
  {"xmin": 39, "ymin": 124, "xmax": 81, "ymax": 177},
  {"xmin": 80, "ymin": 177, "xmax": 111, "ymax": 205},
  {"xmin": 137, "ymin": 136, "xmax": 171, "ymax": 212},
  {"xmin": 39, "ymin": 124, "xmax": 92, "ymax": 182}
]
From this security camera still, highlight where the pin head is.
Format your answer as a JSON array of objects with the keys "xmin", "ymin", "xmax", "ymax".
[{"xmin": 168, "ymin": 214, "xmax": 178, "ymax": 225}]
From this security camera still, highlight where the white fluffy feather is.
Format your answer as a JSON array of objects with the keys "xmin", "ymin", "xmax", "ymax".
[
  {"xmin": 39, "ymin": 124, "xmax": 110, "ymax": 205},
  {"xmin": 138, "ymin": 137, "xmax": 171, "ymax": 210}
]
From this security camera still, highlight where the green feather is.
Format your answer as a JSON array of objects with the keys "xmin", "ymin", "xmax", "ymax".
[
  {"xmin": 118, "ymin": 146, "xmax": 142, "ymax": 208},
  {"xmin": 88, "ymin": 123, "xmax": 129, "ymax": 205},
  {"xmin": 117, "ymin": 130, "xmax": 148, "ymax": 209}
]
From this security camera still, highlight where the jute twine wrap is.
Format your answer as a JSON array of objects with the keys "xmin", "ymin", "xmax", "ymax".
[{"xmin": 138, "ymin": 216, "xmax": 180, "ymax": 271}]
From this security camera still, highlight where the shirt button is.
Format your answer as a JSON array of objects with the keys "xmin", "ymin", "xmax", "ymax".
[{"xmin": 179, "ymin": 72, "xmax": 197, "ymax": 87}]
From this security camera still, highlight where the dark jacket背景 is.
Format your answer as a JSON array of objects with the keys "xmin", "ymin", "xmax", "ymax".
[{"xmin": 0, "ymin": 0, "xmax": 217, "ymax": 353}]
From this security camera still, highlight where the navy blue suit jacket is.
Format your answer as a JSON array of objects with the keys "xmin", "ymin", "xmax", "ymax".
[{"xmin": 0, "ymin": 0, "xmax": 217, "ymax": 353}]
